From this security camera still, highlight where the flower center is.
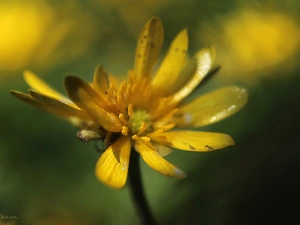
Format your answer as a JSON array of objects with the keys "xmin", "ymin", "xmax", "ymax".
[{"xmin": 130, "ymin": 109, "xmax": 152, "ymax": 135}]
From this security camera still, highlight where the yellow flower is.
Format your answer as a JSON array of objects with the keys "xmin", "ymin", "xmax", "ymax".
[
  {"xmin": 0, "ymin": 0, "xmax": 92, "ymax": 75},
  {"xmin": 223, "ymin": 10, "xmax": 300, "ymax": 73},
  {"xmin": 10, "ymin": 18, "xmax": 248, "ymax": 189},
  {"xmin": 199, "ymin": 8, "xmax": 300, "ymax": 84}
]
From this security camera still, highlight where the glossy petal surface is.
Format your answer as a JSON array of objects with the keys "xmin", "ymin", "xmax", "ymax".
[
  {"xmin": 150, "ymin": 131, "xmax": 235, "ymax": 151},
  {"xmin": 10, "ymin": 90, "xmax": 45, "ymax": 111},
  {"xmin": 93, "ymin": 66, "xmax": 109, "ymax": 93},
  {"xmin": 134, "ymin": 17, "xmax": 163, "ymax": 82},
  {"xmin": 175, "ymin": 86, "xmax": 248, "ymax": 127},
  {"xmin": 135, "ymin": 141, "xmax": 186, "ymax": 178},
  {"xmin": 29, "ymin": 89, "xmax": 92, "ymax": 121},
  {"xmin": 23, "ymin": 70, "xmax": 65, "ymax": 100},
  {"xmin": 151, "ymin": 29, "xmax": 188, "ymax": 95},
  {"xmin": 95, "ymin": 136, "xmax": 131, "ymax": 189},
  {"xmin": 169, "ymin": 47, "xmax": 215, "ymax": 104}
]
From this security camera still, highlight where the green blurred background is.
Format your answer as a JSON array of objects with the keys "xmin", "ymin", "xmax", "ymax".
[{"xmin": 1, "ymin": 0, "xmax": 300, "ymax": 224}]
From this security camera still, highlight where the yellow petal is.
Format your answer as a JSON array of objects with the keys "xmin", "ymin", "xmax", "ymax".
[
  {"xmin": 28, "ymin": 89, "xmax": 92, "ymax": 122},
  {"xmin": 175, "ymin": 86, "xmax": 248, "ymax": 127},
  {"xmin": 135, "ymin": 141, "xmax": 186, "ymax": 178},
  {"xmin": 169, "ymin": 47, "xmax": 216, "ymax": 105},
  {"xmin": 93, "ymin": 66, "xmax": 109, "ymax": 93},
  {"xmin": 64, "ymin": 76, "xmax": 122, "ymax": 132},
  {"xmin": 23, "ymin": 70, "xmax": 65, "ymax": 100},
  {"xmin": 154, "ymin": 143, "xmax": 173, "ymax": 156},
  {"xmin": 10, "ymin": 90, "xmax": 46, "ymax": 110},
  {"xmin": 108, "ymin": 73, "xmax": 120, "ymax": 89},
  {"xmin": 150, "ymin": 131, "xmax": 235, "ymax": 152},
  {"xmin": 95, "ymin": 136, "xmax": 131, "ymax": 189},
  {"xmin": 134, "ymin": 17, "xmax": 164, "ymax": 82},
  {"xmin": 151, "ymin": 29, "xmax": 188, "ymax": 95}
]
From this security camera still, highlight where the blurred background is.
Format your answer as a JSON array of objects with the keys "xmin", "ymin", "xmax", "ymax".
[{"xmin": 1, "ymin": 0, "xmax": 300, "ymax": 224}]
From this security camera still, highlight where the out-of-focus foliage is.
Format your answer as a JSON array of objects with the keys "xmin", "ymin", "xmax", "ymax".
[{"xmin": 1, "ymin": 0, "xmax": 300, "ymax": 225}]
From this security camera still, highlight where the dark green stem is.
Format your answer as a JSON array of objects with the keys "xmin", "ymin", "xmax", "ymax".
[{"xmin": 128, "ymin": 149, "xmax": 156, "ymax": 225}]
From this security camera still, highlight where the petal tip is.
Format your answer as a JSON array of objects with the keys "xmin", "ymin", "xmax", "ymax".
[
  {"xmin": 175, "ymin": 168, "xmax": 187, "ymax": 179},
  {"xmin": 149, "ymin": 16, "xmax": 162, "ymax": 23},
  {"xmin": 227, "ymin": 134, "xmax": 235, "ymax": 146},
  {"xmin": 9, "ymin": 90, "xmax": 18, "ymax": 95},
  {"xmin": 23, "ymin": 70, "xmax": 35, "ymax": 84},
  {"xmin": 95, "ymin": 166, "xmax": 126, "ymax": 190},
  {"xmin": 64, "ymin": 75, "xmax": 79, "ymax": 84},
  {"xmin": 64, "ymin": 75, "xmax": 81, "ymax": 96},
  {"xmin": 23, "ymin": 70, "xmax": 33, "ymax": 77},
  {"xmin": 233, "ymin": 85, "xmax": 249, "ymax": 106},
  {"xmin": 179, "ymin": 28, "xmax": 188, "ymax": 36}
]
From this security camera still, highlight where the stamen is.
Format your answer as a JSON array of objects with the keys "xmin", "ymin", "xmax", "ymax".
[
  {"xmin": 153, "ymin": 122, "xmax": 176, "ymax": 131},
  {"xmin": 131, "ymin": 84, "xmax": 137, "ymax": 94},
  {"xmin": 151, "ymin": 97, "xmax": 167, "ymax": 119},
  {"xmin": 132, "ymin": 134, "xmax": 138, "ymax": 140},
  {"xmin": 108, "ymin": 82, "xmax": 117, "ymax": 104},
  {"xmin": 118, "ymin": 81, "xmax": 127, "ymax": 112},
  {"xmin": 140, "ymin": 78, "xmax": 148, "ymax": 91},
  {"xmin": 128, "ymin": 104, "xmax": 133, "ymax": 118},
  {"xmin": 137, "ymin": 122, "xmax": 147, "ymax": 136},
  {"xmin": 131, "ymin": 134, "xmax": 150, "ymax": 142},
  {"xmin": 147, "ymin": 128, "xmax": 164, "ymax": 137},
  {"xmin": 144, "ymin": 83, "xmax": 152, "ymax": 99},
  {"xmin": 122, "ymin": 126, "xmax": 129, "ymax": 136},
  {"xmin": 109, "ymin": 82, "xmax": 117, "ymax": 94},
  {"xmin": 127, "ymin": 84, "xmax": 137, "ymax": 105},
  {"xmin": 119, "ymin": 113, "xmax": 127, "ymax": 125},
  {"xmin": 128, "ymin": 70, "xmax": 135, "ymax": 83},
  {"xmin": 159, "ymin": 108, "xmax": 179, "ymax": 122},
  {"xmin": 116, "ymin": 96, "xmax": 124, "ymax": 113},
  {"xmin": 139, "ymin": 136, "xmax": 151, "ymax": 142},
  {"xmin": 119, "ymin": 80, "xmax": 127, "ymax": 92},
  {"xmin": 147, "ymin": 129, "xmax": 164, "ymax": 137}
]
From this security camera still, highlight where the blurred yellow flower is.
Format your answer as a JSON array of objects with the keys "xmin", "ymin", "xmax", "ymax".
[
  {"xmin": 0, "ymin": 0, "xmax": 90, "ymax": 75},
  {"xmin": 11, "ymin": 18, "xmax": 248, "ymax": 189},
  {"xmin": 200, "ymin": 8, "xmax": 300, "ymax": 83}
]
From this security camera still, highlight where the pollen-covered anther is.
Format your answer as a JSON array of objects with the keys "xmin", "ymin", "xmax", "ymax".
[
  {"xmin": 121, "ymin": 126, "xmax": 129, "ymax": 136},
  {"xmin": 132, "ymin": 134, "xmax": 138, "ymax": 140},
  {"xmin": 119, "ymin": 113, "xmax": 128, "ymax": 125},
  {"xmin": 131, "ymin": 134, "xmax": 151, "ymax": 142},
  {"xmin": 137, "ymin": 122, "xmax": 148, "ymax": 136},
  {"xmin": 140, "ymin": 136, "xmax": 151, "ymax": 142}
]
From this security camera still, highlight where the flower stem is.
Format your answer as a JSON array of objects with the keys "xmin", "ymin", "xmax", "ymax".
[{"xmin": 128, "ymin": 148, "xmax": 156, "ymax": 225}]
